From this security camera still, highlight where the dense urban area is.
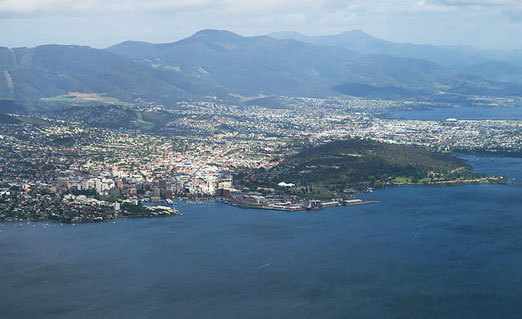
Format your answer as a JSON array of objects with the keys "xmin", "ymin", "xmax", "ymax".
[{"xmin": 1, "ymin": 95, "xmax": 520, "ymax": 223}]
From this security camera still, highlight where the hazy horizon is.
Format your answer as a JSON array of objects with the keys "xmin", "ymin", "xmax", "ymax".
[
  {"xmin": 0, "ymin": 28, "xmax": 491, "ymax": 50},
  {"xmin": 1, "ymin": 0, "xmax": 522, "ymax": 50}
]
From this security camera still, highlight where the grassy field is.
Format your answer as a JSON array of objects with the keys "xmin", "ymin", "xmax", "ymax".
[
  {"xmin": 18, "ymin": 116, "xmax": 55, "ymax": 126},
  {"xmin": 228, "ymin": 93, "xmax": 266, "ymax": 103},
  {"xmin": 391, "ymin": 176, "xmax": 413, "ymax": 184},
  {"xmin": 40, "ymin": 93, "xmax": 134, "ymax": 107},
  {"xmin": 131, "ymin": 120, "xmax": 155, "ymax": 130}
]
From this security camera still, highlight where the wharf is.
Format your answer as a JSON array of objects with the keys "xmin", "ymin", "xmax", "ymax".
[{"xmin": 225, "ymin": 198, "xmax": 379, "ymax": 212}]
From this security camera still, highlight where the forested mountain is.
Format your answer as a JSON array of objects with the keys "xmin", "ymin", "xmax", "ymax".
[
  {"xmin": 269, "ymin": 30, "xmax": 522, "ymax": 84},
  {"xmin": 108, "ymin": 30, "xmax": 522, "ymax": 98},
  {"xmin": 269, "ymin": 30, "xmax": 487, "ymax": 67},
  {"xmin": 0, "ymin": 45, "xmax": 187, "ymax": 103},
  {"xmin": 108, "ymin": 30, "xmax": 459, "ymax": 97},
  {"xmin": 1, "ymin": 29, "xmax": 522, "ymax": 106}
]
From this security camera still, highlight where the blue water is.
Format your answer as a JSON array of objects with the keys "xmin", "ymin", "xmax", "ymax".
[
  {"xmin": 385, "ymin": 106, "xmax": 522, "ymax": 121},
  {"xmin": 1, "ymin": 157, "xmax": 522, "ymax": 319}
]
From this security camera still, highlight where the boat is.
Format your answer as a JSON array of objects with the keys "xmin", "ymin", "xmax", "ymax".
[{"xmin": 306, "ymin": 201, "xmax": 324, "ymax": 211}]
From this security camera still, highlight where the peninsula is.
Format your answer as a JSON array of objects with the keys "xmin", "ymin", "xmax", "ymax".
[{"xmin": 235, "ymin": 138, "xmax": 506, "ymax": 200}]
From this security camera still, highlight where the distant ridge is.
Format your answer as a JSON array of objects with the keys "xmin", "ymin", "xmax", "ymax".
[
  {"xmin": 1, "ymin": 29, "xmax": 522, "ymax": 105},
  {"xmin": 268, "ymin": 30, "xmax": 482, "ymax": 66},
  {"xmin": 268, "ymin": 30, "xmax": 522, "ymax": 83},
  {"xmin": 107, "ymin": 29, "xmax": 518, "ymax": 98}
]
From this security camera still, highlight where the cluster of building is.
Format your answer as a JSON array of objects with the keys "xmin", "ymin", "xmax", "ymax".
[
  {"xmin": 0, "ymin": 184, "xmax": 179, "ymax": 224},
  {"xmin": 226, "ymin": 192, "xmax": 373, "ymax": 211},
  {"xmin": 1, "ymin": 94, "xmax": 521, "ymax": 222}
]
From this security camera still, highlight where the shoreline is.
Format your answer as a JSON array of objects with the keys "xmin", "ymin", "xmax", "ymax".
[
  {"xmin": 389, "ymin": 176, "xmax": 508, "ymax": 188},
  {"xmin": 0, "ymin": 176, "xmax": 509, "ymax": 225},
  {"xmin": 224, "ymin": 199, "xmax": 381, "ymax": 212},
  {"xmin": 0, "ymin": 199, "xmax": 381, "ymax": 225}
]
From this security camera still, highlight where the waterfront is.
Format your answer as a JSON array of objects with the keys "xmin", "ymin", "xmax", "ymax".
[
  {"xmin": 385, "ymin": 105, "xmax": 522, "ymax": 121},
  {"xmin": 0, "ymin": 156, "xmax": 521, "ymax": 319}
]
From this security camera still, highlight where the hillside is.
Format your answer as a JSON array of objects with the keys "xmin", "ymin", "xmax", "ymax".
[
  {"xmin": 0, "ymin": 100, "xmax": 26, "ymax": 113},
  {"xmin": 248, "ymin": 139, "xmax": 487, "ymax": 194},
  {"xmin": 45, "ymin": 104, "xmax": 189, "ymax": 133},
  {"xmin": 0, "ymin": 112, "xmax": 20, "ymax": 124},
  {"xmin": 1, "ymin": 30, "xmax": 522, "ymax": 105},
  {"xmin": 0, "ymin": 45, "xmax": 187, "ymax": 103},
  {"xmin": 269, "ymin": 30, "xmax": 484, "ymax": 67},
  {"xmin": 269, "ymin": 30, "xmax": 522, "ymax": 84},
  {"xmin": 107, "ymin": 30, "xmax": 518, "ymax": 98}
]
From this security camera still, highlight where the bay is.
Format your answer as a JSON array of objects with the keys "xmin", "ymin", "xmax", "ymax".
[
  {"xmin": 383, "ymin": 106, "xmax": 522, "ymax": 121},
  {"xmin": 0, "ymin": 157, "xmax": 521, "ymax": 319}
]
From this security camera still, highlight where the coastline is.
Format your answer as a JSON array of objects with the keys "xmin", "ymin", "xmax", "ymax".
[
  {"xmin": 0, "ymin": 174, "xmax": 508, "ymax": 224},
  {"xmin": 224, "ymin": 198, "xmax": 380, "ymax": 212},
  {"xmin": 389, "ymin": 176, "xmax": 508, "ymax": 187}
]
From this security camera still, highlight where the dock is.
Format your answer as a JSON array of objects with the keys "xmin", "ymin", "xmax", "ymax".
[{"xmin": 225, "ymin": 195, "xmax": 380, "ymax": 212}]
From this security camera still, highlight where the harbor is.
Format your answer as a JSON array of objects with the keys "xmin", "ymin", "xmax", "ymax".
[{"xmin": 224, "ymin": 193, "xmax": 379, "ymax": 212}]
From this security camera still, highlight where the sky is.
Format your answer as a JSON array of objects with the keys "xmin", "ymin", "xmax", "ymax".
[{"xmin": 0, "ymin": 0, "xmax": 521, "ymax": 49}]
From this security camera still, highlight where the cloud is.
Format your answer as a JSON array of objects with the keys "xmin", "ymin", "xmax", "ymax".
[
  {"xmin": 0, "ymin": 0, "xmax": 454, "ymax": 17},
  {"xmin": 440, "ymin": 0, "xmax": 519, "ymax": 4},
  {"xmin": 0, "ymin": 0, "xmax": 517, "ymax": 21},
  {"xmin": 0, "ymin": 0, "xmax": 319, "ymax": 16},
  {"xmin": 431, "ymin": 0, "xmax": 522, "ymax": 21},
  {"xmin": 1, "ymin": 0, "xmax": 521, "ymax": 49},
  {"xmin": 0, "ymin": 0, "xmax": 211, "ymax": 16}
]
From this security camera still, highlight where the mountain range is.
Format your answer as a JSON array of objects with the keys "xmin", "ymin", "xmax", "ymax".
[
  {"xmin": 1, "ymin": 29, "xmax": 522, "ymax": 106},
  {"xmin": 269, "ymin": 30, "xmax": 522, "ymax": 83}
]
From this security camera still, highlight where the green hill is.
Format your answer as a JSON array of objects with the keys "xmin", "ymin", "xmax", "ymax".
[{"xmin": 249, "ymin": 139, "xmax": 490, "ymax": 195}]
